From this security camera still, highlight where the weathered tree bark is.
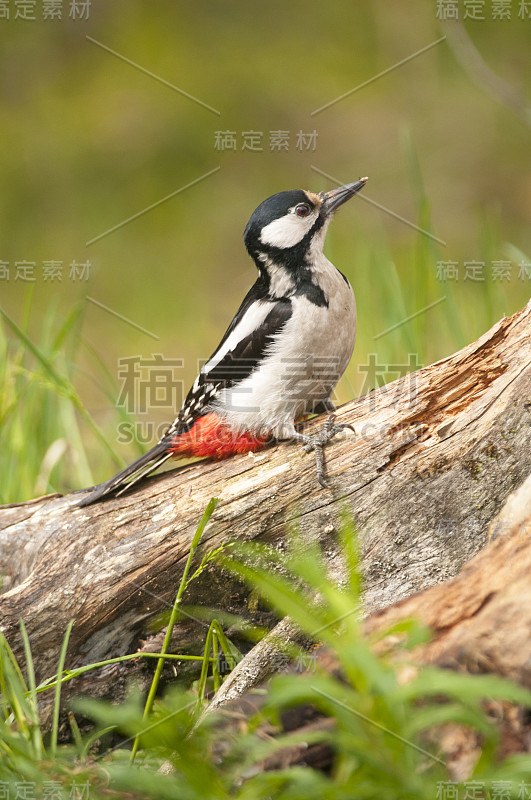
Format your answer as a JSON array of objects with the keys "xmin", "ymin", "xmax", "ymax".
[
  {"xmin": 365, "ymin": 473, "xmax": 531, "ymax": 684},
  {"xmin": 0, "ymin": 301, "xmax": 530, "ymax": 709},
  {"xmin": 365, "ymin": 471, "xmax": 531, "ymax": 777}
]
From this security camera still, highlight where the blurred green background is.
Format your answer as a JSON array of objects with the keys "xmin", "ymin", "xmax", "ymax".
[{"xmin": 1, "ymin": 0, "xmax": 530, "ymax": 501}]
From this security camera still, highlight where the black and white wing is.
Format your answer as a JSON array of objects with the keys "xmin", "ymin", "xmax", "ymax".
[
  {"xmin": 76, "ymin": 282, "xmax": 292, "ymax": 506},
  {"xmin": 162, "ymin": 281, "xmax": 293, "ymax": 438}
]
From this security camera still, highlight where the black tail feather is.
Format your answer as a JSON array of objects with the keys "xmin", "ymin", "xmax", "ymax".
[{"xmin": 75, "ymin": 442, "xmax": 171, "ymax": 508}]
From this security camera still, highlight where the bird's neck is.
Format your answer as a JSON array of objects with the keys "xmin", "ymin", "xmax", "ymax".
[
  {"xmin": 254, "ymin": 249, "xmax": 332, "ymax": 307},
  {"xmin": 256, "ymin": 252, "xmax": 297, "ymax": 297}
]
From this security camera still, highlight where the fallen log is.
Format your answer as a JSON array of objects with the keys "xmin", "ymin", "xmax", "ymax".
[{"xmin": 0, "ymin": 301, "xmax": 529, "ymax": 708}]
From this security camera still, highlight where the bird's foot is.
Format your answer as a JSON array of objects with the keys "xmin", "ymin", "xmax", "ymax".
[{"xmin": 294, "ymin": 414, "xmax": 355, "ymax": 488}]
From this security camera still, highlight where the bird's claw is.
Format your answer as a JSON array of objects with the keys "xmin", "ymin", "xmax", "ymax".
[{"xmin": 295, "ymin": 414, "xmax": 355, "ymax": 488}]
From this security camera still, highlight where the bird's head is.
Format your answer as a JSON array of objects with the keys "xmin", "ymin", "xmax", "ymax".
[{"xmin": 243, "ymin": 178, "xmax": 368, "ymax": 272}]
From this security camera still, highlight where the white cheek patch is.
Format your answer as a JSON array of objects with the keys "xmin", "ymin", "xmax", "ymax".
[{"xmin": 259, "ymin": 212, "xmax": 316, "ymax": 249}]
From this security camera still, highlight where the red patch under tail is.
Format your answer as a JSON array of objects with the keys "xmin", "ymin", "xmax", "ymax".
[{"xmin": 169, "ymin": 413, "xmax": 270, "ymax": 459}]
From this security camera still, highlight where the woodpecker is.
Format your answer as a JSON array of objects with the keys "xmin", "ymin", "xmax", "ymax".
[{"xmin": 77, "ymin": 178, "xmax": 367, "ymax": 507}]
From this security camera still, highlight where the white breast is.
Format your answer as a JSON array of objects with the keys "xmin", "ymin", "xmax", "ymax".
[{"xmin": 213, "ymin": 256, "xmax": 356, "ymax": 439}]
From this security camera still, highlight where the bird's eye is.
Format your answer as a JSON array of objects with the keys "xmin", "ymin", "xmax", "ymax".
[{"xmin": 295, "ymin": 204, "xmax": 311, "ymax": 217}]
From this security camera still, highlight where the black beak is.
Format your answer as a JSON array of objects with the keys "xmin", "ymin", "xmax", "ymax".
[{"xmin": 321, "ymin": 177, "xmax": 368, "ymax": 214}]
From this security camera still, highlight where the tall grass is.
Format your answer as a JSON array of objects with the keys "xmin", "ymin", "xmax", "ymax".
[{"xmin": 0, "ymin": 288, "xmax": 137, "ymax": 504}]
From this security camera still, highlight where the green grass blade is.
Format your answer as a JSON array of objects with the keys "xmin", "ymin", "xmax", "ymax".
[
  {"xmin": 50, "ymin": 619, "xmax": 73, "ymax": 759},
  {"xmin": 196, "ymin": 623, "xmax": 215, "ymax": 714},
  {"xmin": 81, "ymin": 725, "xmax": 117, "ymax": 760},
  {"xmin": 0, "ymin": 633, "xmax": 31, "ymax": 737},
  {"xmin": 68, "ymin": 711, "xmax": 84, "ymax": 757},
  {"xmin": 211, "ymin": 620, "xmax": 239, "ymax": 672},
  {"xmin": 51, "ymin": 303, "xmax": 84, "ymax": 356},
  {"xmin": 19, "ymin": 620, "xmax": 44, "ymax": 760},
  {"xmin": 212, "ymin": 632, "xmax": 220, "ymax": 694},
  {"xmin": 0, "ymin": 306, "xmax": 69, "ymax": 393},
  {"xmin": 130, "ymin": 497, "xmax": 220, "ymax": 762},
  {"xmin": 0, "ymin": 306, "xmax": 120, "ymax": 468},
  {"xmin": 34, "ymin": 651, "xmax": 215, "ymax": 696}
]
